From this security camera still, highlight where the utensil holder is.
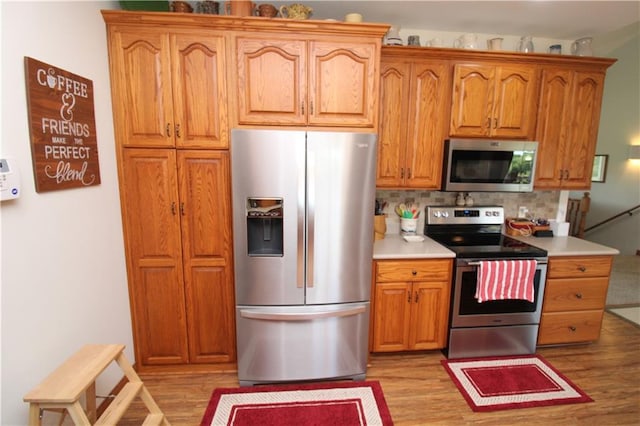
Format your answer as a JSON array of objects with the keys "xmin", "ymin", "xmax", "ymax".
[{"xmin": 400, "ymin": 218, "xmax": 418, "ymax": 234}]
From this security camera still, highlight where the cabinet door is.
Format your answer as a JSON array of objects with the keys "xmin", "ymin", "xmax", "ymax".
[
  {"xmin": 450, "ymin": 64, "xmax": 495, "ymax": 137},
  {"xmin": 178, "ymin": 151, "xmax": 236, "ymax": 364},
  {"xmin": 373, "ymin": 282, "xmax": 411, "ymax": 351},
  {"xmin": 405, "ymin": 61, "xmax": 451, "ymax": 189},
  {"xmin": 235, "ymin": 37, "xmax": 307, "ymax": 125},
  {"xmin": 492, "ymin": 65, "xmax": 538, "ymax": 139},
  {"xmin": 109, "ymin": 29, "xmax": 174, "ymax": 147},
  {"xmin": 308, "ymin": 41, "xmax": 379, "ymax": 127},
  {"xmin": 171, "ymin": 33, "xmax": 229, "ymax": 149},
  {"xmin": 562, "ymin": 71, "xmax": 606, "ymax": 188},
  {"xmin": 409, "ymin": 281, "xmax": 450, "ymax": 350},
  {"xmin": 534, "ymin": 69, "xmax": 572, "ymax": 188},
  {"xmin": 121, "ymin": 149, "xmax": 188, "ymax": 365},
  {"xmin": 377, "ymin": 61, "xmax": 411, "ymax": 187}
]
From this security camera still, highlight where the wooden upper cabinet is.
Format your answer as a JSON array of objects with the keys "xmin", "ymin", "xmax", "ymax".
[
  {"xmin": 235, "ymin": 37, "xmax": 307, "ymax": 125},
  {"xmin": 377, "ymin": 60, "xmax": 411, "ymax": 187},
  {"xmin": 377, "ymin": 51, "xmax": 450, "ymax": 188},
  {"xmin": 535, "ymin": 68, "xmax": 606, "ymax": 189},
  {"xmin": 171, "ymin": 34, "xmax": 229, "ymax": 149},
  {"xmin": 108, "ymin": 27, "xmax": 228, "ymax": 148},
  {"xmin": 450, "ymin": 63, "xmax": 538, "ymax": 138},
  {"xmin": 308, "ymin": 41, "xmax": 378, "ymax": 127},
  {"xmin": 234, "ymin": 34, "xmax": 381, "ymax": 128}
]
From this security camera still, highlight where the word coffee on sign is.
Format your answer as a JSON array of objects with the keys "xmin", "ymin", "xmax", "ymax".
[{"xmin": 24, "ymin": 57, "xmax": 101, "ymax": 192}]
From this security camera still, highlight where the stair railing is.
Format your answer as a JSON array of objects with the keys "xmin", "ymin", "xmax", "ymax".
[{"xmin": 584, "ymin": 204, "xmax": 640, "ymax": 234}]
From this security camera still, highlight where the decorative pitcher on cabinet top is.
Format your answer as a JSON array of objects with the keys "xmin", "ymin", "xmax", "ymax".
[
  {"xmin": 279, "ymin": 3, "xmax": 312, "ymax": 19},
  {"xmin": 571, "ymin": 37, "xmax": 593, "ymax": 56},
  {"xmin": 225, "ymin": 0, "xmax": 255, "ymax": 16}
]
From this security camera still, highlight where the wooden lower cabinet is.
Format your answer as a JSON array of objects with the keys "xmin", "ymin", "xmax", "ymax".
[
  {"xmin": 538, "ymin": 255, "xmax": 612, "ymax": 345},
  {"xmin": 121, "ymin": 149, "xmax": 235, "ymax": 367},
  {"xmin": 372, "ymin": 259, "xmax": 452, "ymax": 352}
]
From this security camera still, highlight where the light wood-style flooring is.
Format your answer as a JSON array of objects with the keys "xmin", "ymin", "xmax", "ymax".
[{"xmin": 116, "ymin": 312, "xmax": 639, "ymax": 425}]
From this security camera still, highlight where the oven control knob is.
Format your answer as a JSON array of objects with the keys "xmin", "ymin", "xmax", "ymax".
[
  {"xmin": 443, "ymin": 212, "xmax": 449, "ymax": 217},
  {"xmin": 433, "ymin": 211, "xmax": 441, "ymax": 218}
]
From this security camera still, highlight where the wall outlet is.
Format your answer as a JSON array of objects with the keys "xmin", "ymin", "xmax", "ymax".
[{"xmin": 517, "ymin": 206, "xmax": 529, "ymax": 218}]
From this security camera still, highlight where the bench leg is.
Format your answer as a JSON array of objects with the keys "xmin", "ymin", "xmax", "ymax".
[
  {"xmin": 28, "ymin": 404, "xmax": 41, "ymax": 426},
  {"xmin": 66, "ymin": 401, "xmax": 91, "ymax": 426}
]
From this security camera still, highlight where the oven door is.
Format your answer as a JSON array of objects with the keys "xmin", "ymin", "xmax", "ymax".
[{"xmin": 451, "ymin": 258, "xmax": 547, "ymax": 328}]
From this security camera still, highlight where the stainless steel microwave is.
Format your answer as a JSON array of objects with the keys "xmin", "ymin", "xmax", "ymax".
[{"xmin": 442, "ymin": 139, "xmax": 538, "ymax": 192}]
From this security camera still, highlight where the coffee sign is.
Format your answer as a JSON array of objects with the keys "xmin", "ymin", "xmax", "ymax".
[{"xmin": 24, "ymin": 57, "xmax": 101, "ymax": 192}]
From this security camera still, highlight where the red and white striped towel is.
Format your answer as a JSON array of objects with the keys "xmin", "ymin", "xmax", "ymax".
[{"xmin": 475, "ymin": 260, "xmax": 537, "ymax": 303}]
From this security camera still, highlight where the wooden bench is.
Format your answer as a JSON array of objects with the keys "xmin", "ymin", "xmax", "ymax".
[{"xmin": 23, "ymin": 344, "xmax": 169, "ymax": 425}]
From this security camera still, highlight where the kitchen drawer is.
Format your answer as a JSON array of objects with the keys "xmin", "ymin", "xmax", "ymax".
[
  {"xmin": 538, "ymin": 310, "xmax": 603, "ymax": 345},
  {"xmin": 548, "ymin": 256, "xmax": 612, "ymax": 279},
  {"xmin": 375, "ymin": 259, "xmax": 452, "ymax": 283},
  {"xmin": 543, "ymin": 277, "xmax": 609, "ymax": 312}
]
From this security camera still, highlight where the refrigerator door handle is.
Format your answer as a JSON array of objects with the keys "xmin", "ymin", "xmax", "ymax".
[
  {"xmin": 306, "ymin": 150, "xmax": 315, "ymax": 288},
  {"xmin": 297, "ymin": 145, "xmax": 306, "ymax": 289},
  {"xmin": 240, "ymin": 305, "xmax": 366, "ymax": 321}
]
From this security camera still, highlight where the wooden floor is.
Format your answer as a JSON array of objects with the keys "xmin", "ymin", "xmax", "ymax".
[{"xmin": 114, "ymin": 312, "xmax": 639, "ymax": 425}]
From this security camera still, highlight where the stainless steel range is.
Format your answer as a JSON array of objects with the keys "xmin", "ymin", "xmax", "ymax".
[{"xmin": 424, "ymin": 206, "xmax": 548, "ymax": 359}]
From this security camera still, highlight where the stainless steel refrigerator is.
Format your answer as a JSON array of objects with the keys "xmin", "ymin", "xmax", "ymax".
[{"xmin": 231, "ymin": 129, "xmax": 377, "ymax": 386}]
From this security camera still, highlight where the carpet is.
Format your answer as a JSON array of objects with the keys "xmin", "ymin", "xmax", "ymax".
[
  {"xmin": 441, "ymin": 355, "xmax": 593, "ymax": 412},
  {"xmin": 606, "ymin": 255, "xmax": 640, "ymax": 307},
  {"xmin": 200, "ymin": 380, "xmax": 393, "ymax": 426}
]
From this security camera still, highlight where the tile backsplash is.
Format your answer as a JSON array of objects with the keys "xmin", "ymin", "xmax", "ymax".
[{"xmin": 376, "ymin": 190, "xmax": 561, "ymax": 234}]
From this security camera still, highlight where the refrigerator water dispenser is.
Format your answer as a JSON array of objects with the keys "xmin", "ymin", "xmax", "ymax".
[{"xmin": 246, "ymin": 198, "xmax": 283, "ymax": 257}]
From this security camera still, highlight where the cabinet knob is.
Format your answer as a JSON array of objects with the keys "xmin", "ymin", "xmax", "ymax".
[
  {"xmin": 578, "ymin": 266, "xmax": 587, "ymax": 272},
  {"xmin": 407, "ymin": 168, "xmax": 412, "ymax": 179},
  {"xmin": 414, "ymin": 291, "xmax": 419, "ymax": 303},
  {"xmin": 411, "ymin": 270, "xmax": 417, "ymax": 276},
  {"xmin": 171, "ymin": 202, "xmax": 177, "ymax": 215},
  {"xmin": 400, "ymin": 168, "xmax": 404, "ymax": 179},
  {"xmin": 569, "ymin": 326, "xmax": 577, "ymax": 332},
  {"xmin": 166, "ymin": 123, "xmax": 172, "ymax": 137},
  {"xmin": 301, "ymin": 102, "xmax": 304, "ymax": 115},
  {"xmin": 407, "ymin": 290, "xmax": 411, "ymax": 303},
  {"xmin": 175, "ymin": 123, "xmax": 181, "ymax": 138},
  {"xmin": 575, "ymin": 292, "xmax": 583, "ymax": 299}
]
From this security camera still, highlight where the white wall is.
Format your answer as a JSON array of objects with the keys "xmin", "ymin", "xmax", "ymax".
[
  {"xmin": 1, "ymin": 2, "xmax": 133, "ymax": 424},
  {"xmin": 579, "ymin": 22, "xmax": 640, "ymax": 254}
]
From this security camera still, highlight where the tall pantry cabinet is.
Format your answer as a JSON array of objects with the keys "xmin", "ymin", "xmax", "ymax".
[{"xmin": 104, "ymin": 13, "xmax": 234, "ymax": 369}]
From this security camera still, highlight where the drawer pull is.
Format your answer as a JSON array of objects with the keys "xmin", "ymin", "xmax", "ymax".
[
  {"xmin": 575, "ymin": 293, "xmax": 583, "ymax": 299},
  {"xmin": 569, "ymin": 326, "xmax": 577, "ymax": 332},
  {"xmin": 577, "ymin": 266, "xmax": 587, "ymax": 272}
]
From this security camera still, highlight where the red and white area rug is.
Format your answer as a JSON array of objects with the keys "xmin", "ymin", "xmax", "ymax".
[
  {"xmin": 200, "ymin": 380, "xmax": 393, "ymax": 425},
  {"xmin": 441, "ymin": 355, "xmax": 593, "ymax": 412}
]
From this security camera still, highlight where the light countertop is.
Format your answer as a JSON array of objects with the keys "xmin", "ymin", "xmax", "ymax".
[
  {"xmin": 374, "ymin": 233, "xmax": 619, "ymax": 260},
  {"xmin": 508, "ymin": 235, "xmax": 620, "ymax": 257},
  {"xmin": 373, "ymin": 234, "xmax": 455, "ymax": 259}
]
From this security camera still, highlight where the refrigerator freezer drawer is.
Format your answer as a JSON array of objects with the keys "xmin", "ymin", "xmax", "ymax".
[{"xmin": 236, "ymin": 302, "xmax": 370, "ymax": 385}]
